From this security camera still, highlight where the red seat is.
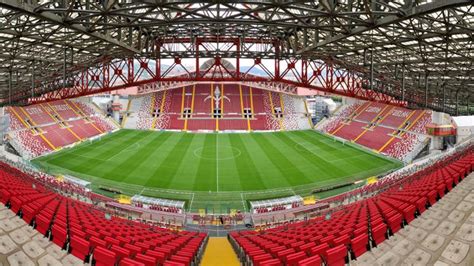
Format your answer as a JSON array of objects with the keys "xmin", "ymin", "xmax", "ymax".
[
  {"xmin": 119, "ymin": 258, "xmax": 145, "ymax": 266},
  {"xmin": 259, "ymin": 259, "xmax": 282, "ymax": 266},
  {"xmin": 371, "ymin": 223, "xmax": 387, "ymax": 245},
  {"xmin": 145, "ymin": 250, "xmax": 166, "ymax": 263},
  {"xmin": 111, "ymin": 245, "xmax": 130, "ymax": 260},
  {"xmin": 135, "ymin": 254, "xmax": 157, "ymax": 266},
  {"xmin": 35, "ymin": 214, "xmax": 51, "ymax": 236},
  {"xmin": 350, "ymin": 233, "xmax": 368, "ymax": 258},
  {"xmin": 333, "ymin": 234, "xmax": 350, "ymax": 246},
  {"xmin": 94, "ymin": 246, "xmax": 117, "ymax": 266},
  {"xmin": 90, "ymin": 236, "xmax": 108, "ymax": 249},
  {"xmin": 286, "ymin": 251, "xmax": 307, "ymax": 266},
  {"xmin": 324, "ymin": 244, "xmax": 347, "ymax": 266},
  {"xmin": 21, "ymin": 205, "xmax": 36, "ymax": 224},
  {"xmin": 310, "ymin": 243, "xmax": 329, "ymax": 256},
  {"xmin": 163, "ymin": 260, "xmax": 186, "ymax": 266},
  {"xmin": 51, "ymin": 224, "xmax": 68, "ymax": 248},
  {"xmin": 124, "ymin": 243, "xmax": 143, "ymax": 256},
  {"xmin": 297, "ymin": 255, "xmax": 321, "ymax": 266},
  {"xmin": 70, "ymin": 236, "xmax": 91, "ymax": 261},
  {"xmin": 386, "ymin": 213, "xmax": 403, "ymax": 234}
]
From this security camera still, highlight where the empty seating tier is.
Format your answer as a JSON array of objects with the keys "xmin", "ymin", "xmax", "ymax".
[
  {"xmin": 229, "ymin": 148, "xmax": 473, "ymax": 266},
  {"xmin": 0, "ymin": 162, "xmax": 208, "ymax": 265}
]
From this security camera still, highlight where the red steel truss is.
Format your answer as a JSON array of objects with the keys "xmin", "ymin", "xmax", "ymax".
[{"xmin": 16, "ymin": 38, "xmax": 406, "ymax": 106}]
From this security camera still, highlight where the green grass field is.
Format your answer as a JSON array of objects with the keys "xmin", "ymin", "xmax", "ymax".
[{"xmin": 33, "ymin": 129, "xmax": 401, "ymax": 213}]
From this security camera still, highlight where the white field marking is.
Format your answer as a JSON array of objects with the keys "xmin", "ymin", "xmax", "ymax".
[
  {"xmin": 188, "ymin": 193, "xmax": 195, "ymax": 212},
  {"xmin": 216, "ymin": 134, "xmax": 219, "ymax": 193},
  {"xmin": 139, "ymin": 187, "xmax": 146, "ymax": 196},
  {"xmin": 240, "ymin": 193, "xmax": 247, "ymax": 212}
]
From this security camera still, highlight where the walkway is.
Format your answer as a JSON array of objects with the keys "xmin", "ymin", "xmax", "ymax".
[{"xmin": 201, "ymin": 237, "xmax": 240, "ymax": 266}]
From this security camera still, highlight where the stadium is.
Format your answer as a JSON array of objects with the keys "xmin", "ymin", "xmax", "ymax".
[{"xmin": 0, "ymin": 1, "xmax": 472, "ymax": 266}]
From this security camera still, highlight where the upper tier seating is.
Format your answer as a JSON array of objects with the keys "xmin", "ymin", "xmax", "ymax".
[
  {"xmin": 0, "ymin": 162, "xmax": 207, "ymax": 265},
  {"xmin": 320, "ymin": 101, "xmax": 432, "ymax": 161},
  {"xmin": 6, "ymin": 99, "xmax": 118, "ymax": 159},
  {"xmin": 230, "ymin": 149, "xmax": 473, "ymax": 266},
  {"xmin": 124, "ymin": 84, "xmax": 312, "ymax": 131}
]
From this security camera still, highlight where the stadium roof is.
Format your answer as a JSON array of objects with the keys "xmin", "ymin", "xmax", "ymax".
[{"xmin": 0, "ymin": 0, "xmax": 472, "ymax": 114}]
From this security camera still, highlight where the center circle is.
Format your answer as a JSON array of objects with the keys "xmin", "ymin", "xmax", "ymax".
[{"xmin": 193, "ymin": 146, "xmax": 242, "ymax": 160}]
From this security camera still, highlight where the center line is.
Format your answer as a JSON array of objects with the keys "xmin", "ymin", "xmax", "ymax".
[{"xmin": 216, "ymin": 133, "xmax": 219, "ymax": 192}]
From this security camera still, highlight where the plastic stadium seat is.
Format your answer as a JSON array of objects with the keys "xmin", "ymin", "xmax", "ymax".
[
  {"xmin": 170, "ymin": 255, "xmax": 191, "ymax": 265},
  {"xmin": 350, "ymin": 233, "xmax": 368, "ymax": 258},
  {"xmin": 94, "ymin": 246, "xmax": 117, "ymax": 266},
  {"xmin": 386, "ymin": 213, "xmax": 403, "ymax": 234},
  {"xmin": 427, "ymin": 190, "xmax": 438, "ymax": 206},
  {"xmin": 333, "ymin": 234, "xmax": 350, "ymax": 246},
  {"xmin": 310, "ymin": 243, "xmax": 329, "ymax": 256},
  {"xmin": 371, "ymin": 223, "xmax": 387, "ymax": 245},
  {"xmin": 21, "ymin": 205, "xmax": 36, "ymax": 225},
  {"xmin": 324, "ymin": 244, "xmax": 347, "ymax": 266},
  {"xmin": 254, "ymin": 254, "xmax": 273, "ymax": 266},
  {"xmin": 105, "ymin": 236, "xmax": 121, "ymax": 247},
  {"xmin": 35, "ymin": 214, "xmax": 51, "ymax": 236},
  {"xmin": 135, "ymin": 254, "xmax": 157, "ymax": 266},
  {"xmin": 111, "ymin": 245, "xmax": 130, "ymax": 260},
  {"xmin": 297, "ymin": 255, "xmax": 321, "ymax": 266},
  {"xmin": 90, "ymin": 236, "xmax": 108, "ymax": 249},
  {"xmin": 70, "ymin": 236, "xmax": 91, "ymax": 261},
  {"xmin": 124, "ymin": 243, "xmax": 143, "ymax": 256},
  {"xmin": 286, "ymin": 251, "xmax": 307, "ymax": 266},
  {"xmin": 163, "ymin": 260, "xmax": 186, "ymax": 266},
  {"xmin": 51, "ymin": 224, "xmax": 68, "ymax": 248},
  {"xmin": 260, "ymin": 259, "xmax": 282, "ymax": 266},
  {"xmin": 119, "ymin": 258, "xmax": 145, "ymax": 266},
  {"xmin": 299, "ymin": 242, "xmax": 316, "ymax": 254}
]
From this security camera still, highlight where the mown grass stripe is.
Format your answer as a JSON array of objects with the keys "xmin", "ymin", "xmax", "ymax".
[
  {"xmin": 227, "ymin": 134, "xmax": 266, "ymax": 191},
  {"xmin": 251, "ymin": 133, "xmax": 312, "ymax": 186},
  {"xmin": 146, "ymin": 133, "xmax": 196, "ymax": 189}
]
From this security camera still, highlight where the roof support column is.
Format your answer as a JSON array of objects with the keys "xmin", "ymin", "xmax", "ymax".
[
  {"xmin": 401, "ymin": 64, "xmax": 405, "ymax": 102},
  {"xmin": 8, "ymin": 68, "xmax": 12, "ymax": 105},
  {"xmin": 468, "ymin": 93, "xmax": 471, "ymax": 115},
  {"xmin": 424, "ymin": 72, "xmax": 429, "ymax": 108},
  {"xmin": 455, "ymin": 90, "xmax": 459, "ymax": 116},
  {"xmin": 63, "ymin": 47, "xmax": 67, "ymax": 89},
  {"xmin": 31, "ymin": 60, "xmax": 35, "ymax": 99},
  {"xmin": 370, "ymin": 49, "xmax": 374, "ymax": 91},
  {"xmin": 442, "ymin": 85, "xmax": 445, "ymax": 113}
]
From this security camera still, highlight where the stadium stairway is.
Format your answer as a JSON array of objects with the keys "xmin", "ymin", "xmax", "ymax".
[{"xmin": 201, "ymin": 237, "xmax": 240, "ymax": 266}]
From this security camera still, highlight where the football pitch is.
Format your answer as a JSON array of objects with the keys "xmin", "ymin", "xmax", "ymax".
[{"xmin": 33, "ymin": 129, "xmax": 401, "ymax": 213}]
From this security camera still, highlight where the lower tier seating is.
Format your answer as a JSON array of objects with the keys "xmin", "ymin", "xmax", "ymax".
[
  {"xmin": 229, "ymin": 149, "xmax": 473, "ymax": 266},
  {"xmin": 0, "ymin": 162, "xmax": 207, "ymax": 266}
]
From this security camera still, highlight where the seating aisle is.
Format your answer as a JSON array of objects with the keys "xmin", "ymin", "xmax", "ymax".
[{"xmin": 201, "ymin": 237, "xmax": 240, "ymax": 266}]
